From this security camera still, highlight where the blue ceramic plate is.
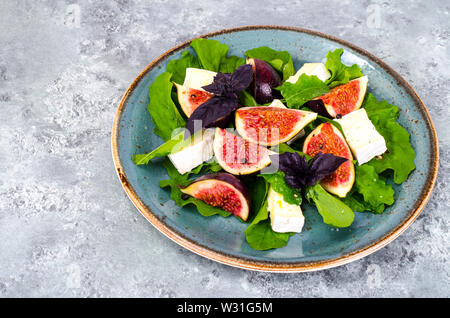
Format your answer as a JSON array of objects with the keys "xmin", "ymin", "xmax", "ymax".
[{"xmin": 112, "ymin": 26, "xmax": 438, "ymax": 272}]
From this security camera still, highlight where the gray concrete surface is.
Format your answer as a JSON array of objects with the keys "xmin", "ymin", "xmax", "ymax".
[{"xmin": 0, "ymin": 0, "xmax": 448, "ymax": 297}]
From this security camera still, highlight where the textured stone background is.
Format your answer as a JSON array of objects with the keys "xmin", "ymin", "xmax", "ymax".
[{"xmin": 0, "ymin": 0, "xmax": 448, "ymax": 297}]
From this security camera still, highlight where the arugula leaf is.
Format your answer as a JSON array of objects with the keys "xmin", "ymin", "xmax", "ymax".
[
  {"xmin": 166, "ymin": 50, "xmax": 201, "ymax": 85},
  {"xmin": 190, "ymin": 38, "xmax": 229, "ymax": 72},
  {"xmin": 277, "ymin": 74, "xmax": 330, "ymax": 109},
  {"xmin": 324, "ymin": 48, "xmax": 364, "ymax": 88},
  {"xmin": 132, "ymin": 130, "xmax": 188, "ymax": 165},
  {"xmin": 159, "ymin": 159, "xmax": 230, "ymax": 218},
  {"xmin": 147, "ymin": 72, "xmax": 186, "ymax": 141},
  {"xmin": 306, "ymin": 184, "xmax": 354, "ymax": 228},
  {"xmin": 241, "ymin": 175, "xmax": 269, "ymax": 215},
  {"xmin": 244, "ymin": 187, "xmax": 295, "ymax": 251},
  {"xmin": 259, "ymin": 171, "xmax": 302, "ymax": 205},
  {"xmin": 277, "ymin": 143, "xmax": 310, "ymax": 160},
  {"xmin": 363, "ymin": 93, "xmax": 416, "ymax": 184},
  {"xmin": 245, "ymin": 46, "xmax": 295, "ymax": 80},
  {"xmin": 343, "ymin": 164, "xmax": 394, "ymax": 213},
  {"xmin": 341, "ymin": 192, "xmax": 369, "ymax": 213}
]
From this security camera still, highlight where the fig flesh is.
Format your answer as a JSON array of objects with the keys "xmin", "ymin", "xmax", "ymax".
[
  {"xmin": 303, "ymin": 122, "xmax": 355, "ymax": 198},
  {"xmin": 235, "ymin": 106, "xmax": 317, "ymax": 146},
  {"xmin": 247, "ymin": 58, "xmax": 282, "ymax": 104},
  {"xmin": 213, "ymin": 128, "xmax": 273, "ymax": 175},
  {"xmin": 180, "ymin": 173, "xmax": 250, "ymax": 221},
  {"xmin": 315, "ymin": 76, "xmax": 368, "ymax": 118},
  {"xmin": 175, "ymin": 83, "xmax": 213, "ymax": 117}
]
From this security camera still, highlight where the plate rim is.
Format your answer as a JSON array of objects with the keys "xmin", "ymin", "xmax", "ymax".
[{"xmin": 111, "ymin": 25, "xmax": 439, "ymax": 272}]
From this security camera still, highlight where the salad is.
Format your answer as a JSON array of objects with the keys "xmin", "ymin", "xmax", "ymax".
[{"xmin": 132, "ymin": 38, "xmax": 416, "ymax": 251}]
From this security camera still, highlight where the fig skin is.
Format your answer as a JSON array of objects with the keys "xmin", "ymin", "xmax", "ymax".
[
  {"xmin": 248, "ymin": 58, "xmax": 282, "ymax": 104},
  {"xmin": 180, "ymin": 172, "xmax": 251, "ymax": 221},
  {"xmin": 303, "ymin": 99, "xmax": 332, "ymax": 118}
]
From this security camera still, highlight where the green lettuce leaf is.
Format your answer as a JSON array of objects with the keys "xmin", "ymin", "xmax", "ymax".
[
  {"xmin": 343, "ymin": 164, "xmax": 394, "ymax": 213},
  {"xmin": 219, "ymin": 55, "xmax": 246, "ymax": 73},
  {"xmin": 189, "ymin": 38, "xmax": 246, "ymax": 75},
  {"xmin": 245, "ymin": 46, "xmax": 295, "ymax": 80},
  {"xmin": 159, "ymin": 159, "xmax": 229, "ymax": 217},
  {"xmin": 277, "ymin": 74, "xmax": 330, "ymax": 108},
  {"xmin": 238, "ymin": 90, "xmax": 259, "ymax": 106},
  {"xmin": 190, "ymin": 38, "xmax": 229, "ymax": 72},
  {"xmin": 325, "ymin": 48, "xmax": 364, "ymax": 88},
  {"xmin": 166, "ymin": 50, "xmax": 201, "ymax": 85},
  {"xmin": 363, "ymin": 93, "xmax": 416, "ymax": 184},
  {"xmin": 306, "ymin": 184, "xmax": 354, "ymax": 228},
  {"xmin": 147, "ymin": 72, "xmax": 186, "ymax": 141}
]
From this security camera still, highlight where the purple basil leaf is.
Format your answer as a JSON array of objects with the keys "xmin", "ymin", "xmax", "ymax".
[
  {"xmin": 202, "ymin": 64, "xmax": 253, "ymax": 95},
  {"xmin": 309, "ymin": 152, "xmax": 348, "ymax": 176},
  {"xmin": 229, "ymin": 64, "xmax": 253, "ymax": 92},
  {"xmin": 277, "ymin": 152, "xmax": 308, "ymax": 176},
  {"xmin": 272, "ymin": 151, "xmax": 348, "ymax": 189},
  {"xmin": 274, "ymin": 152, "xmax": 312, "ymax": 188},
  {"xmin": 185, "ymin": 94, "xmax": 238, "ymax": 137},
  {"xmin": 202, "ymin": 73, "xmax": 232, "ymax": 95}
]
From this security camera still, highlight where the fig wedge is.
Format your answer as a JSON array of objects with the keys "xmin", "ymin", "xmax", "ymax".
[
  {"xmin": 303, "ymin": 122, "xmax": 355, "ymax": 198},
  {"xmin": 235, "ymin": 106, "xmax": 317, "ymax": 146},
  {"xmin": 180, "ymin": 173, "xmax": 250, "ymax": 221}
]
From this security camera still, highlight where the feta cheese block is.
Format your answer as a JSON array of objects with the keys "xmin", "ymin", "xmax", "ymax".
[
  {"xmin": 335, "ymin": 108, "xmax": 387, "ymax": 165},
  {"xmin": 267, "ymin": 187, "xmax": 304, "ymax": 233},
  {"xmin": 183, "ymin": 68, "xmax": 217, "ymax": 91},
  {"xmin": 286, "ymin": 63, "xmax": 331, "ymax": 84},
  {"xmin": 168, "ymin": 129, "xmax": 215, "ymax": 174}
]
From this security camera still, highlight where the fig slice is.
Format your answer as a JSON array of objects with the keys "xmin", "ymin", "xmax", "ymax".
[
  {"xmin": 180, "ymin": 173, "xmax": 250, "ymax": 221},
  {"xmin": 235, "ymin": 106, "xmax": 317, "ymax": 146},
  {"xmin": 175, "ymin": 83, "xmax": 213, "ymax": 117},
  {"xmin": 315, "ymin": 76, "xmax": 368, "ymax": 118},
  {"xmin": 303, "ymin": 122, "xmax": 355, "ymax": 198},
  {"xmin": 247, "ymin": 58, "xmax": 282, "ymax": 104},
  {"xmin": 213, "ymin": 128, "xmax": 273, "ymax": 175}
]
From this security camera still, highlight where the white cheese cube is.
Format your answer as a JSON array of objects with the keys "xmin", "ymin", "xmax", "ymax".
[
  {"xmin": 267, "ymin": 187, "xmax": 304, "ymax": 233},
  {"xmin": 183, "ymin": 68, "xmax": 217, "ymax": 90},
  {"xmin": 287, "ymin": 63, "xmax": 331, "ymax": 84},
  {"xmin": 335, "ymin": 108, "xmax": 387, "ymax": 165},
  {"xmin": 168, "ymin": 129, "xmax": 215, "ymax": 174}
]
